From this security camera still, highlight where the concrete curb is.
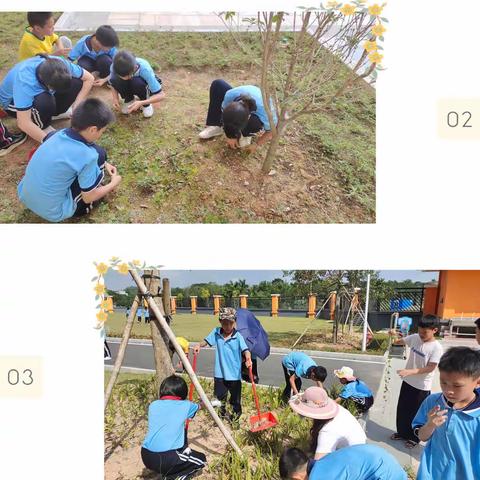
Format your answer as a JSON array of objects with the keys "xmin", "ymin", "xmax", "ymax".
[{"xmin": 106, "ymin": 337, "xmax": 386, "ymax": 363}]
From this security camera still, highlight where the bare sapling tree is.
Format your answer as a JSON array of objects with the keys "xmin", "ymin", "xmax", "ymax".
[{"xmin": 221, "ymin": 4, "xmax": 386, "ymax": 173}]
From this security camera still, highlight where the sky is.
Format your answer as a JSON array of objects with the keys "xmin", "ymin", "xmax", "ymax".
[{"xmin": 104, "ymin": 269, "xmax": 439, "ymax": 291}]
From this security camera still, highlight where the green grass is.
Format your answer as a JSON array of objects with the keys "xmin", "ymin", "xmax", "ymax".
[
  {"xmin": 106, "ymin": 311, "xmax": 388, "ymax": 355},
  {"xmin": 0, "ymin": 12, "xmax": 375, "ymax": 224}
]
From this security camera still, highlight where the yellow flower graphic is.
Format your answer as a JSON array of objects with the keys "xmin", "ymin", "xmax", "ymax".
[
  {"xmin": 372, "ymin": 23, "xmax": 386, "ymax": 36},
  {"xmin": 339, "ymin": 4, "xmax": 356, "ymax": 15},
  {"xmin": 364, "ymin": 40, "xmax": 378, "ymax": 53},
  {"xmin": 368, "ymin": 51, "xmax": 383, "ymax": 64},
  {"xmin": 132, "ymin": 259, "xmax": 141, "ymax": 267},
  {"xmin": 94, "ymin": 283, "xmax": 106, "ymax": 295},
  {"xmin": 326, "ymin": 0, "xmax": 339, "ymax": 8},
  {"xmin": 96, "ymin": 310, "xmax": 108, "ymax": 323},
  {"xmin": 368, "ymin": 4, "xmax": 383, "ymax": 16},
  {"xmin": 110, "ymin": 256, "xmax": 119, "ymax": 262},
  {"xmin": 96, "ymin": 262, "xmax": 109, "ymax": 275},
  {"xmin": 118, "ymin": 263, "xmax": 130, "ymax": 275},
  {"xmin": 100, "ymin": 299, "xmax": 110, "ymax": 310}
]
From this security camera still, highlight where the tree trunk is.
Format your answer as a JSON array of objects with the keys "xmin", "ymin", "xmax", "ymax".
[
  {"xmin": 143, "ymin": 270, "xmax": 174, "ymax": 386},
  {"xmin": 104, "ymin": 295, "xmax": 141, "ymax": 409},
  {"xmin": 261, "ymin": 130, "xmax": 282, "ymax": 174}
]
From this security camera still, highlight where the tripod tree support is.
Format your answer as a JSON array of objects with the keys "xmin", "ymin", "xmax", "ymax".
[
  {"xmin": 129, "ymin": 269, "xmax": 243, "ymax": 456},
  {"xmin": 104, "ymin": 294, "xmax": 141, "ymax": 409}
]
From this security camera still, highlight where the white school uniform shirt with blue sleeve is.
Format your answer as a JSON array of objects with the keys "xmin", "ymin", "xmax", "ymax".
[
  {"xmin": 282, "ymin": 352, "xmax": 316, "ymax": 378},
  {"xmin": 110, "ymin": 57, "xmax": 162, "ymax": 95},
  {"xmin": 308, "ymin": 444, "xmax": 406, "ymax": 480},
  {"xmin": 0, "ymin": 55, "xmax": 83, "ymax": 111},
  {"xmin": 204, "ymin": 328, "xmax": 249, "ymax": 381},
  {"xmin": 221, "ymin": 85, "xmax": 278, "ymax": 131},
  {"xmin": 17, "ymin": 128, "xmax": 104, "ymax": 222},
  {"xmin": 412, "ymin": 391, "xmax": 480, "ymax": 480},
  {"xmin": 142, "ymin": 399, "xmax": 199, "ymax": 452},
  {"xmin": 68, "ymin": 35, "xmax": 117, "ymax": 61}
]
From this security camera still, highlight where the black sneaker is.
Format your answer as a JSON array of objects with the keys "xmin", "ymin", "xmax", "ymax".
[{"xmin": 0, "ymin": 132, "xmax": 27, "ymax": 157}]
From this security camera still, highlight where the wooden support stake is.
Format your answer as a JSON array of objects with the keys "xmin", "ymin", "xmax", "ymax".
[
  {"xmin": 104, "ymin": 295, "xmax": 141, "ymax": 409},
  {"xmin": 129, "ymin": 269, "xmax": 243, "ymax": 457}
]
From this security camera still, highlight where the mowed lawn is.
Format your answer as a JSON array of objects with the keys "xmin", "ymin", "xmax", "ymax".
[
  {"xmin": 0, "ymin": 12, "xmax": 375, "ymax": 224},
  {"xmin": 106, "ymin": 311, "xmax": 331, "ymax": 343}
]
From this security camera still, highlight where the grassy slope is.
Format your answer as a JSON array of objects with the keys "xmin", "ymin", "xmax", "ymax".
[{"xmin": 0, "ymin": 13, "xmax": 375, "ymax": 223}]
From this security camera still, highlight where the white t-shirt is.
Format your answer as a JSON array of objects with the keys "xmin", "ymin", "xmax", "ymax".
[
  {"xmin": 403, "ymin": 334, "xmax": 443, "ymax": 391},
  {"xmin": 315, "ymin": 405, "xmax": 366, "ymax": 454}
]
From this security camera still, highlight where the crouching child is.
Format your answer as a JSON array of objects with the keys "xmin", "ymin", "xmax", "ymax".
[{"xmin": 17, "ymin": 98, "xmax": 121, "ymax": 222}]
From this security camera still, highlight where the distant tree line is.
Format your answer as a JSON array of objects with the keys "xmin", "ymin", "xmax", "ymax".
[{"xmin": 107, "ymin": 271, "xmax": 430, "ymax": 310}]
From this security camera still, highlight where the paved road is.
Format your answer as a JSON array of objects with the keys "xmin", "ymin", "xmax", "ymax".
[{"xmin": 105, "ymin": 339, "xmax": 385, "ymax": 394}]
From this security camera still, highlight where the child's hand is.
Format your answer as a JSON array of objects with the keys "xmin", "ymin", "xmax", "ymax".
[
  {"xmin": 426, "ymin": 405, "xmax": 448, "ymax": 428},
  {"xmin": 193, "ymin": 345, "xmax": 201, "ymax": 355},
  {"xmin": 127, "ymin": 101, "xmax": 143, "ymax": 113},
  {"xmin": 245, "ymin": 358, "xmax": 252, "ymax": 369},
  {"xmin": 110, "ymin": 173, "xmax": 122, "ymax": 188},
  {"xmin": 93, "ymin": 78, "xmax": 108, "ymax": 87},
  {"xmin": 105, "ymin": 163, "xmax": 118, "ymax": 176},
  {"xmin": 226, "ymin": 138, "xmax": 239, "ymax": 149},
  {"xmin": 53, "ymin": 47, "xmax": 71, "ymax": 57},
  {"xmin": 396, "ymin": 369, "xmax": 411, "ymax": 378}
]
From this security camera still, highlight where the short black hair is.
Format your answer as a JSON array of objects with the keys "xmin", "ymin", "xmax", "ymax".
[
  {"xmin": 418, "ymin": 314, "xmax": 440, "ymax": 330},
  {"xmin": 222, "ymin": 95, "xmax": 257, "ymax": 139},
  {"xmin": 71, "ymin": 98, "xmax": 115, "ymax": 131},
  {"xmin": 438, "ymin": 347, "xmax": 480, "ymax": 378},
  {"xmin": 27, "ymin": 12, "xmax": 53, "ymax": 28},
  {"xmin": 37, "ymin": 57, "xmax": 72, "ymax": 92},
  {"xmin": 307, "ymin": 365, "xmax": 327, "ymax": 383},
  {"xmin": 279, "ymin": 448, "xmax": 308, "ymax": 480},
  {"xmin": 113, "ymin": 50, "xmax": 136, "ymax": 77},
  {"xmin": 95, "ymin": 25, "xmax": 119, "ymax": 48},
  {"xmin": 159, "ymin": 375, "xmax": 188, "ymax": 399},
  {"xmin": 475, "ymin": 318, "xmax": 480, "ymax": 329}
]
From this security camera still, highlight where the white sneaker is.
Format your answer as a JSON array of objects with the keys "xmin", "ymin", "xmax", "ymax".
[
  {"xmin": 121, "ymin": 101, "xmax": 134, "ymax": 115},
  {"xmin": 238, "ymin": 135, "xmax": 252, "ymax": 147},
  {"xmin": 52, "ymin": 107, "xmax": 72, "ymax": 120},
  {"xmin": 199, "ymin": 125, "xmax": 223, "ymax": 139},
  {"xmin": 142, "ymin": 104, "xmax": 154, "ymax": 118},
  {"xmin": 211, "ymin": 399, "xmax": 222, "ymax": 408}
]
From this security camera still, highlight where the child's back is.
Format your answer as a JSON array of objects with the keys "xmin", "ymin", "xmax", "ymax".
[{"xmin": 143, "ymin": 398, "xmax": 198, "ymax": 452}]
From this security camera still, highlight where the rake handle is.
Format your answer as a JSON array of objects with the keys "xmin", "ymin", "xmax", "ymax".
[
  {"xmin": 186, "ymin": 351, "xmax": 198, "ymax": 430},
  {"xmin": 249, "ymin": 365, "xmax": 262, "ymax": 417}
]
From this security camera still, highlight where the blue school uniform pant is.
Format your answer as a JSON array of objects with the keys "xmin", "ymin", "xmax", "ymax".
[
  {"xmin": 141, "ymin": 444, "xmax": 206, "ymax": 480},
  {"xmin": 282, "ymin": 364, "xmax": 302, "ymax": 403},
  {"xmin": 396, "ymin": 381, "xmax": 430, "ymax": 442},
  {"xmin": 206, "ymin": 79, "xmax": 264, "ymax": 136},
  {"xmin": 109, "ymin": 75, "xmax": 161, "ymax": 107},
  {"xmin": 214, "ymin": 377, "xmax": 242, "ymax": 418},
  {"xmin": 78, "ymin": 54, "xmax": 112, "ymax": 79},
  {"xmin": 6, "ymin": 77, "xmax": 83, "ymax": 129}
]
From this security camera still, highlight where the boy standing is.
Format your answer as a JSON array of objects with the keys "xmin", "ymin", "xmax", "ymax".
[
  {"xmin": 389, "ymin": 314, "xmax": 443, "ymax": 448},
  {"xmin": 412, "ymin": 347, "xmax": 480, "ymax": 480},
  {"xmin": 18, "ymin": 12, "xmax": 71, "ymax": 61},
  {"xmin": 17, "ymin": 98, "xmax": 121, "ymax": 222},
  {"xmin": 193, "ymin": 307, "xmax": 251, "ymax": 421},
  {"xmin": 68, "ymin": 26, "xmax": 119, "ymax": 87}
]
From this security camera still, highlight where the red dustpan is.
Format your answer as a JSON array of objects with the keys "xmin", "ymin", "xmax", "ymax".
[{"xmin": 248, "ymin": 365, "xmax": 278, "ymax": 432}]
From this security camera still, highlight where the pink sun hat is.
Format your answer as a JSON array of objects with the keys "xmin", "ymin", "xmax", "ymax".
[
  {"xmin": 289, "ymin": 387, "xmax": 339, "ymax": 420},
  {"xmin": 333, "ymin": 366, "xmax": 356, "ymax": 381}
]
